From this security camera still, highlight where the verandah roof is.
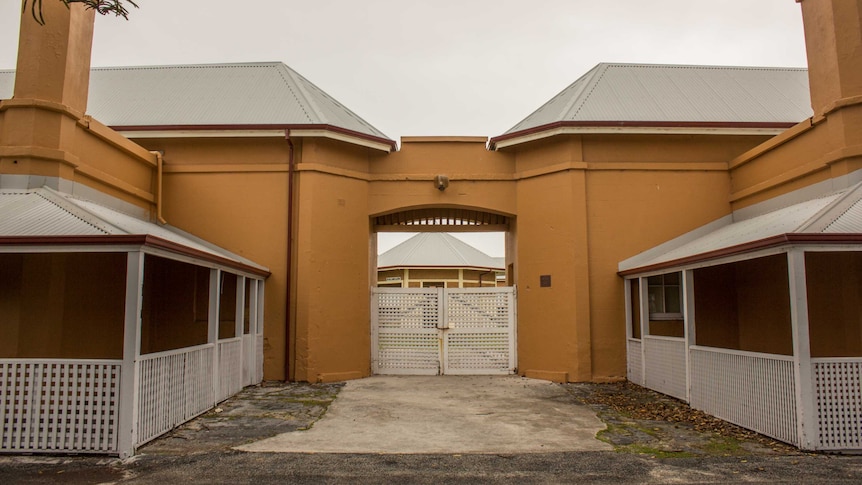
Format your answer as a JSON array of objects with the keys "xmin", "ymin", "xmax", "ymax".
[
  {"xmin": 619, "ymin": 182, "xmax": 862, "ymax": 276},
  {"xmin": 0, "ymin": 187, "xmax": 269, "ymax": 277}
]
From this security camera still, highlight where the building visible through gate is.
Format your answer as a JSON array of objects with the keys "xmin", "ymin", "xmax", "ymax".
[{"xmin": 371, "ymin": 287, "xmax": 516, "ymax": 375}]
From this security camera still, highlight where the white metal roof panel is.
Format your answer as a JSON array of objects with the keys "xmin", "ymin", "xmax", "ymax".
[
  {"xmin": 642, "ymin": 194, "xmax": 840, "ymax": 267},
  {"xmin": 378, "ymin": 233, "xmax": 503, "ymax": 269},
  {"xmin": 506, "ymin": 63, "xmax": 812, "ymax": 134},
  {"xmin": 620, "ymin": 183, "xmax": 862, "ymax": 273},
  {"xmin": 0, "ymin": 190, "xmax": 109, "ymax": 236},
  {"xmin": 0, "ymin": 63, "xmax": 391, "ymax": 141},
  {"xmin": 0, "ymin": 187, "xmax": 267, "ymax": 272},
  {"xmin": 821, "ymin": 198, "xmax": 862, "ymax": 233}
]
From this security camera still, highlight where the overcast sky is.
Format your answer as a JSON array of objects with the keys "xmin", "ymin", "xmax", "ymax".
[{"xmin": 0, "ymin": 0, "xmax": 810, "ymax": 256}]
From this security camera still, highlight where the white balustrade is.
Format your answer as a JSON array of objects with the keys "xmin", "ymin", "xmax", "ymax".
[
  {"xmin": 0, "ymin": 359, "xmax": 121, "ymax": 453},
  {"xmin": 690, "ymin": 346, "xmax": 798, "ymax": 446}
]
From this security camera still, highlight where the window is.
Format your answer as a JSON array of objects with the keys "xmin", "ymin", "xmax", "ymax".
[{"xmin": 647, "ymin": 272, "xmax": 682, "ymax": 320}]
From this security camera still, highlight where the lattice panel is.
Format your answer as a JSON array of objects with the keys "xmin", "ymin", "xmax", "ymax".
[
  {"xmin": 376, "ymin": 333, "xmax": 440, "ymax": 375},
  {"xmin": 627, "ymin": 339, "xmax": 644, "ymax": 386},
  {"xmin": 255, "ymin": 335, "xmax": 264, "ymax": 384},
  {"xmin": 137, "ymin": 345, "xmax": 214, "ymax": 446},
  {"xmin": 447, "ymin": 291, "xmax": 511, "ymax": 329},
  {"xmin": 218, "ymin": 339, "xmax": 243, "ymax": 403},
  {"xmin": 643, "ymin": 336, "xmax": 687, "ymax": 401},
  {"xmin": 690, "ymin": 347, "xmax": 798, "ymax": 446},
  {"xmin": 376, "ymin": 291, "xmax": 440, "ymax": 330},
  {"xmin": 814, "ymin": 360, "xmax": 862, "ymax": 450},
  {"xmin": 0, "ymin": 360, "xmax": 121, "ymax": 454},
  {"xmin": 445, "ymin": 332, "xmax": 510, "ymax": 374}
]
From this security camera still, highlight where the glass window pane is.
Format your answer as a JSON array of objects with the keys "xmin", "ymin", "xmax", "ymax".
[
  {"xmin": 665, "ymin": 285, "xmax": 681, "ymax": 313},
  {"xmin": 647, "ymin": 275, "xmax": 662, "ymax": 285},
  {"xmin": 648, "ymin": 286, "xmax": 664, "ymax": 314},
  {"xmin": 664, "ymin": 272, "xmax": 680, "ymax": 285}
]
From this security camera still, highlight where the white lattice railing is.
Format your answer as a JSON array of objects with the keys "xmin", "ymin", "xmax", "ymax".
[
  {"xmin": 255, "ymin": 334, "xmax": 264, "ymax": 384},
  {"xmin": 627, "ymin": 339, "xmax": 643, "ymax": 386},
  {"xmin": 690, "ymin": 346, "xmax": 798, "ymax": 446},
  {"xmin": 813, "ymin": 358, "xmax": 862, "ymax": 451},
  {"xmin": 643, "ymin": 336, "xmax": 687, "ymax": 401},
  {"xmin": 0, "ymin": 359, "xmax": 122, "ymax": 454},
  {"xmin": 137, "ymin": 344, "xmax": 214, "ymax": 446},
  {"xmin": 217, "ymin": 338, "xmax": 243, "ymax": 403}
]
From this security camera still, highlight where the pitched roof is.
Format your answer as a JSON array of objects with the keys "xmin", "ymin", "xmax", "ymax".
[
  {"xmin": 0, "ymin": 62, "xmax": 393, "ymax": 148},
  {"xmin": 619, "ymin": 182, "xmax": 862, "ymax": 275},
  {"xmin": 0, "ymin": 187, "xmax": 268, "ymax": 276},
  {"xmin": 378, "ymin": 233, "xmax": 504, "ymax": 270},
  {"xmin": 492, "ymin": 63, "xmax": 812, "ymax": 148}
]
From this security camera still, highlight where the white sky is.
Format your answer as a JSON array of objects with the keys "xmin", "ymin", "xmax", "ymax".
[{"xmin": 0, "ymin": 0, "xmax": 809, "ymax": 257}]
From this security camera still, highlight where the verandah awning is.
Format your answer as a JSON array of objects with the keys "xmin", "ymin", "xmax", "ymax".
[{"xmin": 619, "ymin": 182, "xmax": 862, "ymax": 276}]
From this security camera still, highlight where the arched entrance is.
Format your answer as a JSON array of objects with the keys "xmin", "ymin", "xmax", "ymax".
[{"xmin": 370, "ymin": 207, "xmax": 517, "ymax": 375}]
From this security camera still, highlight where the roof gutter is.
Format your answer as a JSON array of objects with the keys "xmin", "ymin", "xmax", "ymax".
[
  {"xmin": 488, "ymin": 120, "xmax": 797, "ymax": 150},
  {"xmin": 285, "ymin": 129, "xmax": 296, "ymax": 382},
  {"xmin": 617, "ymin": 233, "xmax": 862, "ymax": 277},
  {"xmin": 113, "ymin": 123, "xmax": 397, "ymax": 152}
]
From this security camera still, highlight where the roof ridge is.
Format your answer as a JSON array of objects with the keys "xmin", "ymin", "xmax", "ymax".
[
  {"xmin": 569, "ymin": 63, "xmax": 610, "ymax": 121},
  {"xmin": 35, "ymin": 187, "xmax": 118, "ymax": 235},
  {"xmin": 560, "ymin": 62, "xmax": 610, "ymax": 119},
  {"xmin": 439, "ymin": 233, "xmax": 470, "ymax": 266},
  {"xmin": 798, "ymin": 181, "xmax": 862, "ymax": 233},
  {"xmin": 275, "ymin": 63, "xmax": 328, "ymax": 124}
]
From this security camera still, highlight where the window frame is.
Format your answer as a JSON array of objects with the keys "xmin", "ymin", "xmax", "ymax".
[{"xmin": 647, "ymin": 272, "xmax": 683, "ymax": 321}]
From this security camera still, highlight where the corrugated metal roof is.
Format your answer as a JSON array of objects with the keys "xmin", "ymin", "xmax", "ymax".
[
  {"xmin": 0, "ymin": 187, "xmax": 267, "ymax": 272},
  {"xmin": 0, "ymin": 63, "xmax": 391, "ymax": 141},
  {"xmin": 505, "ymin": 63, "xmax": 812, "ymax": 134},
  {"xmin": 0, "ymin": 190, "xmax": 109, "ymax": 236},
  {"xmin": 378, "ymin": 233, "xmax": 504, "ymax": 269},
  {"xmin": 619, "ymin": 182, "xmax": 862, "ymax": 273}
]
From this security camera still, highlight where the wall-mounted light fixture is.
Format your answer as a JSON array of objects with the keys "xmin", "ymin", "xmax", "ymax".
[{"xmin": 435, "ymin": 174, "xmax": 449, "ymax": 191}]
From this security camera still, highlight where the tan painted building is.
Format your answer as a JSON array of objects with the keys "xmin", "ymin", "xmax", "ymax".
[{"xmin": 2, "ymin": 0, "xmax": 862, "ymax": 454}]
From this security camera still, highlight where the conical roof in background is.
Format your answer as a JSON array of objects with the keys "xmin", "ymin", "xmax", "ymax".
[{"xmin": 378, "ymin": 233, "xmax": 504, "ymax": 269}]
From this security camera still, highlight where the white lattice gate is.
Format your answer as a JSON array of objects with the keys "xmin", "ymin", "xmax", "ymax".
[{"xmin": 371, "ymin": 287, "xmax": 516, "ymax": 375}]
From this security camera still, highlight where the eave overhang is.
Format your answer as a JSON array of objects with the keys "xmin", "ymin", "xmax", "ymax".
[
  {"xmin": 0, "ymin": 234, "xmax": 271, "ymax": 278},
  {"xmin": 617, "ymin": 233, "xmax": 862, "ymax": 278},
  {"xmin": 378, "ymin": 264, "xmax": 505, "ymax": 272},
  {"xmin": 488, "ymin": 121, "xmax": 796, "ymax": 150},
  {"xmin": 113, "ymin": 123, "xmax": 397, "ymax": 152}
]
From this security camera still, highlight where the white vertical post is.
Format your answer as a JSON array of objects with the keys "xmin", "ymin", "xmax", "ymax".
[
  {"xmin": 257, "ymin": 280, "xmax": 265, "ymax": 336},
  {"xmin": 209, "ymin": 269, "xmax": 221, "ymax": 405},
  {"xmin": 788, "ymin": 249, "xmax": 817, "ymax": 450},
  {"xmin": 236, "ymin": 276, "xmax": 246, "ymax": 338},
  {"xmin": 639, "ymin": 276, "xmax": 650, "ymax": 384},
  {"xmin": 117, "ymin": 251, "xmax": 144, "ymax": 458},
  {"xmin": 624, "ymin": 278, "xmax": 633, "ymax": 341},
  {"xmin": 683, "ymin": 269, "xmax": 696, "ymax": 403},
  {"xmin": 236, "ymin": 275, "xmax": 247, "ymax": 387},
  {"xmin": 438, "ymin": 287, "xmax": 447, "ymax": 375}
]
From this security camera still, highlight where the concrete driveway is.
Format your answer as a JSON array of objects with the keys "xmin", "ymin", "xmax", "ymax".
[{"xmin": 236, "ymin": 375, "xmax": 611, "ymax": 454}]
